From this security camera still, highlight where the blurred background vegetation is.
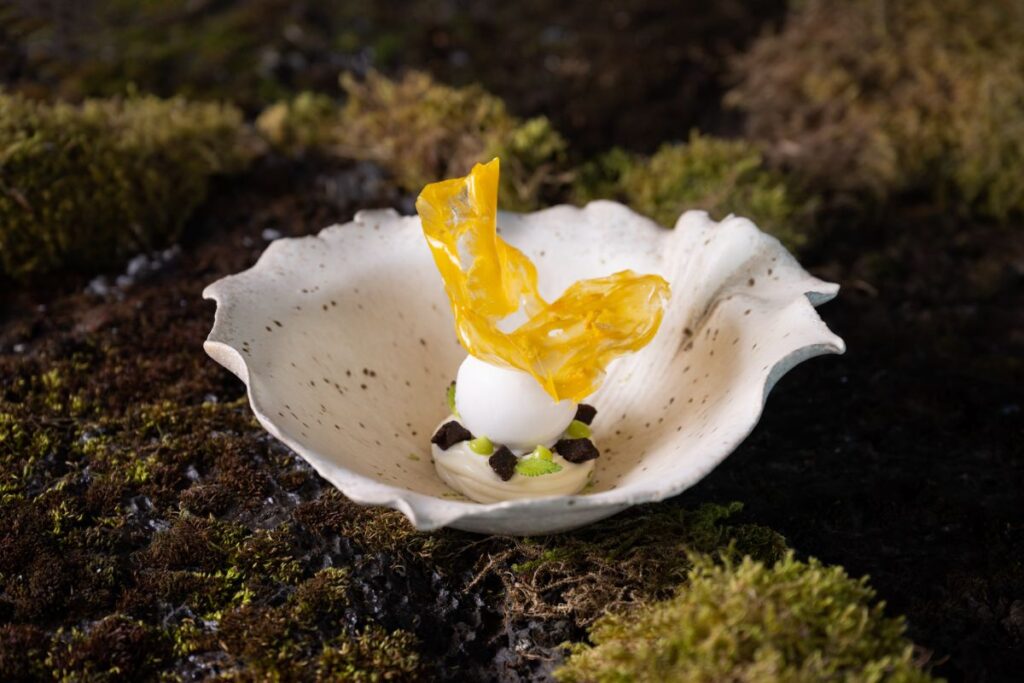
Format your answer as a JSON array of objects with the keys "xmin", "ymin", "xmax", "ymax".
[
  {"xmin": 4, "ymin": 0, "xmax": 1023, "ymax": 281},
  {"xmin": 1, "ymin": 1, "xmax": 1021, "ymax": 681}
]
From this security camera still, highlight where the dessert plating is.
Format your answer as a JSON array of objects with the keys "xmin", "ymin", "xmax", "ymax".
[{"xmin": 416, "ymin": 158, "xmax": 670, "ymax": 503}]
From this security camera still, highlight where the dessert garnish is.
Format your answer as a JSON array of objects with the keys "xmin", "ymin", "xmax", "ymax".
[{"xmin": 418, "ymin": 158, "xmax": 670, "ymax": 503}]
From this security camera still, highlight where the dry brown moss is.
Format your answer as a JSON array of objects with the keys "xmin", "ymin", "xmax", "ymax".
[
  {"xmin": 257, "ymin": 70, "xmax": 569, "ymax": 210},
  {"xmin": 729, "ymin": 0, "xmax": 1024, "ymax": 219},
  {"xmin": 49, "ymin": 614, "xmax": 171, "ymax": 682},
  {"xmin": 472, "ymin": 502, "xmax": 787, "ymax": 627}
]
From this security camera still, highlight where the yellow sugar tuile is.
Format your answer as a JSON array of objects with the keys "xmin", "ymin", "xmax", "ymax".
[{"xmin": 416, "ymin": 158, "xmax": 669, "ymax": 402}]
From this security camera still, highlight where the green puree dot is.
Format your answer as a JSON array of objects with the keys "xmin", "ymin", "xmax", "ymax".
[
  {"xmin": 533, "ymin": 445, "xmax": 553, "ymax": 461},
  {"xmin": 446, "ymin": 381, "xmax": 458, "ymax": 415},
  {"xmin": 566, "ymin": 419, "xmax": 591, "ymax": 439},
  {"xmin": 469, "ymin": 436, "xmax": 493, "ymax": 455},
  {"xmin": 516, "ymin": 457, "xmax": 562, "ymax": 477}
]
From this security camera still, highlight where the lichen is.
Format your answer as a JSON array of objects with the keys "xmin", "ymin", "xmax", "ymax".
[
  {"xmin": 728, "ymin": 0, "xmax": 1024, "ymax": 220},
  {"xmin": 0, "ymin": 93, "xmax": 255, "ymax": 280},
  {"xmin": 556, "ymin": 552, "xmax": 937, "ymax": 682},
  {"xmin": 257, "ymin": 71, "xmax": 569, "ymax": 210},
  {"xmin": 574, "ymin": 133, "xmax": 815, "ymax": 251}
]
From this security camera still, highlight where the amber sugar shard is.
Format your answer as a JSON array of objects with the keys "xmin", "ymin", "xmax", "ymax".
[
  {"xmin": 416, "ymin": 159, "xmax": 670, "ymax": 402},
  {"xmin": 204, "ymin": 200, "xmax": 844, "ymax": 534}
]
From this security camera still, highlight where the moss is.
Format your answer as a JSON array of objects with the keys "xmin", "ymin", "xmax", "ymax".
[
  {"xmin": 556, "ymin": 552, "xmax": 937, "ymax": 682},
  {"xmin": 216, "ymin": 569, "xmax": 420, "ymax": 680},
  {"xmin": 167, "ymin": 617, "xmax": 215, "ymax": 659},
  {"xmin": 120, "ymin": 567, "xmax": 242, "ymax": 621},
  {"xmin": 315, "ymin": 626, "xmax": 423, "ymax": 682},
  {"xmin": 233, "ymin": 524, "xmax": 304, "ymax": 586},
  {"xmin": 257, "ymin": 71, "xmax": 569, "ymax": 210},
  {"xmin": 574, "ymin": 133, "xmax": 815, "ymax": 251},
  {"xmin": 477, "ymin": 502, "xmax": 787, "ymax": 627},
  {"xmin": 0, "ymin": 624, "xmax": 50, "ymax": 682},
  {"xmin": 49, "ymin": 614, "xmax": 171, "ymax": 682},
  {"xmin": 728, "ymin": 0, "xmax": 1024, "ymax": 220},
  {"xmin": 293, "ymin": 487, "xmax": 459, "ymax": 561},
  {"xmin": 1, "ymin": 0, "xmax": 345, "ymax": 105},
  {"xmin": 291, "ymin": 567, "xmax": 351, "ymax": 627},
  {"xmin": 0, "ymin": 279, "xmax": 933, "ymax": 678},
  {"xmin": 0, "ymin": 93, "xmax": 254, "ymax": 280},
  {"xmin": 143, "ymin": 515, "xmax": 247, "ymax": 573},
  {"xmin": 255, "ymin": 91, "xmax": 340, "ymax": 156}
]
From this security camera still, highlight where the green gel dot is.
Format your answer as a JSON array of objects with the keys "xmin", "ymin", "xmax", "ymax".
[
  {"xmin": 468, "ymin": 436, "xmax": 493, "ymax": 455},
  {"xmin": 446, "ymin": 381, "xmax": 458, "ymax": 416},
  {"xmin": 515, "ymin": 458, "xmax": 562, "ymax": 477},
  {"xmin": 533, "ymin": 445, "xmax": 553, "ymax": 461},
  {"xmin": 566, "ymin": 419, "xmax": 591, "ymax": 439}
]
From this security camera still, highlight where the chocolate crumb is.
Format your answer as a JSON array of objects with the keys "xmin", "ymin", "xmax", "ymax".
[
  {"xmin": 574, "ymin": 403, "xmax": 598, "ymax": 425},
  {"xmin": 489, "ymin": 446, "xmax": 517, "ymax": 481},
  {"xmin": 555, "ymin": 438, "xmax": 600, "ymax": 463},
  {"xmin": 431, "ymin": 420, "xmax": 472, "ymax": 450}
]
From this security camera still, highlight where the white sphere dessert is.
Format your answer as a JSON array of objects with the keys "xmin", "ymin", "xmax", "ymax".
[
  {"xmin": 455, "ymin": 355, "xmax": 576, "ymax": 453},
  {"xmin": 430, "ymin": 355, "xmax": 601, "ymax": 504}
]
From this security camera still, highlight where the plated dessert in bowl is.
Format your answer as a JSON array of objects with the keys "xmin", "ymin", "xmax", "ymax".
[
  {"xmin": 203, "ymin": 158, "xmax": 844, "ymax": 534},
  {"xmin": 417, "ymin": 159, "xmax": 669, "ymax": 503}
]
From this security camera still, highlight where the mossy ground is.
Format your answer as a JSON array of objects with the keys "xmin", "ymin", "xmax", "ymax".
[
  {"xmin": 0, "ymin": 94, "xmax": 255, "ymax": 281},
  {"xmin": 3, "ymin": 150, "xmax": 1012, "ymax": 681},
  {"xmin": 0, "ymin": 159, "xmax": 806, "ymax": 681},
  {"xmin": 258, "ymin": 71, "xmax": 569, "ymax": 211},
  {"xmin": 1, "ymin": 1, "xmax": 1022, "ymax": 680}
]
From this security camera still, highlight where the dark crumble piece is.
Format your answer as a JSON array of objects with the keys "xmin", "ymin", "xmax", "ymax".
[
  {"xmin": 555, "ymin": 438, "xmax": 600, "ymax": 464},
  {"xmin": 488, "ymin": 446, "xmax": 517, "ymax": 481},
  {"xmin": 430, "ymin": 420, "xmax": 472, "ymax": 450},
  {"xmin": 574, "ymin": 403, "xmax": 598, "ymax": 425}
]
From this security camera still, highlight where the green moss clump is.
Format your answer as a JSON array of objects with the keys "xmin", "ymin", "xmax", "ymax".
[
  {"xmin": 255, "ymin": 91, "xmax": 340, "ymax": 156},
  {"xmin": 556, "ymin": 552, "xmax": 936, "ymax": 682},
  {"xmin": 574, "ymin": 133, "xmax": 815, "ymax": 251},
  {"xmin": 257, "ymin": 71, "xmax": 568, "ymax": 210},
  {"xmin": 0, "ymin": 93, "xmax": 254, "ymax": 280},
  {"xmin": 728, "ymin": 0, "xmax": 1024, "ymax": 220}
]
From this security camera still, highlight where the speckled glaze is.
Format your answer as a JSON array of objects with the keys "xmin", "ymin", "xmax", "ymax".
[{"xmin": 203, "ymin": 203, "xmax": 845, "ymax": 535}]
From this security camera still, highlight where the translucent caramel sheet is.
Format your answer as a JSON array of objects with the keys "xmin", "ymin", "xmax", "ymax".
[{"xmin": 416, "ymin": 158, "xmax": 670, "ymax": 402}]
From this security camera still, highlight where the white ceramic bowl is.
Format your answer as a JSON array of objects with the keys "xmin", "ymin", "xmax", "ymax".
[{"xmin": 203, "ymin": 203, "xmax": 844, "ymax": 535}]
